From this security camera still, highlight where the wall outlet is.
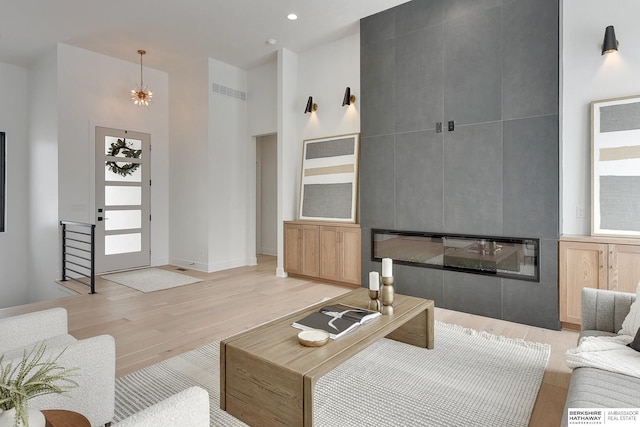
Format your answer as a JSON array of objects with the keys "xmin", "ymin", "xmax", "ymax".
[{"xmin": 576, "ymin": 205, "xmax": 586, "ymax": 219}]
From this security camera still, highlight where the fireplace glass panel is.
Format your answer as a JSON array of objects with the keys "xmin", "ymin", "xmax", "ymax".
[{"xmin": 372, "ymin": 230, "xmax": 539, "ymax": 281}]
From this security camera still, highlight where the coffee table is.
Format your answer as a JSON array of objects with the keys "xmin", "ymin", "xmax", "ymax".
[{"xmin": 220, "ymin": 288, "xmax": 434, "ymax": 427}]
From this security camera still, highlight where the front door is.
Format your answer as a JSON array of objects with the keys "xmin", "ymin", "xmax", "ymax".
[{"xmin": 95, "ymin": 126, "xmax": 151, "ymax": 273}]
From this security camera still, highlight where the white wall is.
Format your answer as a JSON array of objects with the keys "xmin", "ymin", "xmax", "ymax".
[
  {"xmin": 298, "ymin": 33, "xmax": 361, "ymax": 141},
  {"xmin": 562, "ymin": 0, "xmax": 640, "ymax": 235},
  {"xmin": 257, "ymin": 134, "xmax": 277, "ymax": 256},
  {"xmin": 248, "ymin": 61, "xmax": 277, "ymax": 137},
  {"xmin": 168, "ymin": 56, "xmax": 210, "ymax": 271},
  {"xmin": 27, "ymin": 48, "xmax": 64, "ymax": 303},
  {"xmin": 208, "ymin": 58, "xmax": 251, "ymax": 271},
  {"xmin": 276, "ymin": 48, "xmax": 300, "ymax": 276},
  {"xmin": 0, "ymin": 63, "xmax": 29, "ymax": 308}
]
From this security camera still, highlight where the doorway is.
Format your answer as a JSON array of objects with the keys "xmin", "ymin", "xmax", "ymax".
[
  {"xmin": 95, "ymin": 126, "xmax": 151, "ymax": 273},
  {"xmin": 256, "ymin": 134, "xmax": 277, "ymax": 260}
]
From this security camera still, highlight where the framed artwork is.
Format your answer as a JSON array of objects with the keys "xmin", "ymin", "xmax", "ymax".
[
  {"xmin": 591, "ymin": 95, "xmax": 640, "ymax": 237},
  {"xmin": 299, "ymin": 133, "xmax": 360, "ymax": 223}
]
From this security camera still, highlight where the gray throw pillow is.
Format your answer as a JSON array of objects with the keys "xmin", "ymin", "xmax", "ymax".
[{"xmin": 630, "ymin": 327, "xmax": 640, "ymax": 352}]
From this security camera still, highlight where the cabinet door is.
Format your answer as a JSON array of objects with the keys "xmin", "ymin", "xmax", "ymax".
[
  {"xmin": 340, "ymin": 227, "xmax": 361, "ymax": 285},
  {"xmin": 559, "ymin": 241, "xmax": 608, "ymax": 325},
  {"xmin": 284, "ymin": 224, "xmax": 302, "ymax": 274},
  {"xmin": 319, "ymin": 226, "xmax": 340, "ymax": 282},
  {"xmin": 300, "ymin": 225, "xmax": 319, "ymax": 277},
  {"xmin": 609, "ymin": 244, "xmax": 640, "ymax": 293}
]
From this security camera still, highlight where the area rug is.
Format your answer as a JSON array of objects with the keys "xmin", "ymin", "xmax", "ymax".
[
  {"xmin": 103, "ymin": 268, "xmax": 201, "ymax": 292},
  {"xmin": 114, "ymin": 321, "xmax": 550, "ymax": 426}
]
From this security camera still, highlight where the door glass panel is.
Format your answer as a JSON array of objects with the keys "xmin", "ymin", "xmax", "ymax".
[
  {"xmin": 105, "ymin": 186, "xmax": 141, "ymax": 206},
  {"xmin": 105, "ymin": 162, "xmax": 142, "ymax": 182},
  {"xmin": 105, "ymin": 210, "xmax": 141, "ymax": 231},
  {"xmin": 105, "ymin": 233, "xmax": 141, "ymax": 255},
  {"xmin": 104, "ymin": 136, "xmax": 143, "ymax": 158}
]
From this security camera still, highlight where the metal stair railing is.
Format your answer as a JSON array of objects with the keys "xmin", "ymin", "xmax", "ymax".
[{"xmin": 60, "ymin": 220, "xmax": 96, "ymax": 294}]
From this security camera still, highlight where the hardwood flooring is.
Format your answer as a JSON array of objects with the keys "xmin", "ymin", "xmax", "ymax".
[{"xmin": 0, "ymin": 255, "xmax": 577, "ymax": 426}]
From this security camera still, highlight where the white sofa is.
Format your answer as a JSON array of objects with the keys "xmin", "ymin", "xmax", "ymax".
[
  {"xmin": 112, "ymin": 386, "xmax": 210, "ymax": 427},
  {"xmin": 0, "ymin": 308, "xmax": 115, "ymax": 427}
]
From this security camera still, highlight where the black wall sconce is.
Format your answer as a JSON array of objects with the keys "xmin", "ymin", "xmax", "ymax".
[
  {"xmin": 304, "ymin": 96, "xmax": 318, "ymax": 113},
  {"xmin": 342, "ymin": 87, "xmax": 356, "ymax": 106},
  {"xmin": 602, "ymin": 25, "xmax": 619, "ymax": 55}
]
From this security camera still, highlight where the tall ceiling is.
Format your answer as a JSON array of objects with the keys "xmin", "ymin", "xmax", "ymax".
[{"xmin": 0, "ymin": 0, "xmax": 410, "ymax": 71}]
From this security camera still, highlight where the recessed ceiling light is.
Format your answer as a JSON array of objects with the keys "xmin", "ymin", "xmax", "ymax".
[
  {"xmin": 287, "ymin": 13, "xmax": 298, "ymax": 20},
  {"xmin": 266, "ymin": 38, "xmax": 277, "ymax": 45}
]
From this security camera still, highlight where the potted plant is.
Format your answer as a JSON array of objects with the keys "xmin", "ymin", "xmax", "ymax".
[{"xmin": 0, "ymin": 343, "xmax": 78, "ymax": 427}]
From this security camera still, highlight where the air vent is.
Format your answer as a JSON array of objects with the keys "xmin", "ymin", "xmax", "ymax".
[{"xmin": 212, "ymin": 83, "xmax": 246, "ymax": 101}]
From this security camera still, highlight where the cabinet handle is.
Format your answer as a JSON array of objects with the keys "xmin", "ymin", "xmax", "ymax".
[{"xmin": 599, "ymin": 251, "xmax": 605, "ymax": 268}]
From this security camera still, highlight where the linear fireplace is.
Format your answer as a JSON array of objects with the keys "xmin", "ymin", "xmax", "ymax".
[{"xmin": 372, "ymin": 229, "xmax": 539, "ymax": 282}]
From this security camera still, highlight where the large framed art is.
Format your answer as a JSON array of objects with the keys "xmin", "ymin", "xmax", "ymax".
[
  {"xmin": 299, "ymin": 133, "xmax": 360, "ymax": 223},
  {"xmin": 591, "ymin": 95, "xmax": 640, "ymax": 237}
]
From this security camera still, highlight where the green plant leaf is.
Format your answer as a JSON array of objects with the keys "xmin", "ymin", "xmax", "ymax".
[{"xmin": 0, "ymin": 342, "xmax": 79, "ymax": 423}]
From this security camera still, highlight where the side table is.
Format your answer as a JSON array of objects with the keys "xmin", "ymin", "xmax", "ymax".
[{"xmin": 42, "ymin": 410, "xmax": 90, "ymax": 427}]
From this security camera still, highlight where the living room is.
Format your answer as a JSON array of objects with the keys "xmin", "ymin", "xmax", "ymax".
[{"xmin": 1, "ymin": 0, "xmax": 640, "ymax": 426}]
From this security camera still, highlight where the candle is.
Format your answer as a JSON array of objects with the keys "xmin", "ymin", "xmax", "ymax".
[
  {"xmin": 382, "ymin": 258, "xmax": 393, "ymax": 277},
  {"xmin": 369, "ymin": 271, "xmax": 380, "ymax": 291}
]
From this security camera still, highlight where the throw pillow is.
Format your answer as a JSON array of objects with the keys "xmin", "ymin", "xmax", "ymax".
[
  {"xmin": 620, "ymin": 281, "xmax": 640, "ymax": 337},
  {"xmin": 630, "ymin": 326, "xmax": 640, "ymax": 352}
]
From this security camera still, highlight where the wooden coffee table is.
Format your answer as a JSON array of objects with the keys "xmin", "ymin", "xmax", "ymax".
[
  {"xmin": 220, "ymin": 288, "xmax": 434, "ymax": 427},
  {"xmin": 42, "ymin": 409, "xmax": 90, "ymax": 427}
]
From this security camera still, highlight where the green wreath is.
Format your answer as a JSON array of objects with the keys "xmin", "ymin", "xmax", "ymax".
[{"xmin": 106, "ymin": 138, "xmax": 142, "ymax": 177}]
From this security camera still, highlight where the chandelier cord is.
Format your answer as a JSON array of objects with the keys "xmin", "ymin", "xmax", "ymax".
[{"xmin": 138, "ymin": 49, "xmax": 145, "ymax": 89}]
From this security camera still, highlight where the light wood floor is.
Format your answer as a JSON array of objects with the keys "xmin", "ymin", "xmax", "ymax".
[{"xmin": 0, "ymin": 255, "xmax": 577, "ymax": 426}]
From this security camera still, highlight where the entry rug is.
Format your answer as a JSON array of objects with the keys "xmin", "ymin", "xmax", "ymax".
[
  {"xmin": 114, "ymin": 321, "xmax": 550, "ymax": 426},
  {"xmin": 103, "ymin": 268, "xmax": 201, "ymax": 293}
]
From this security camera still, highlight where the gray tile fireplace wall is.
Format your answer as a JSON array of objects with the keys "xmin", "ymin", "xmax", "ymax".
[{"xmin": 359, "ymin": 0, "xmax": 560, "ymax": 329}]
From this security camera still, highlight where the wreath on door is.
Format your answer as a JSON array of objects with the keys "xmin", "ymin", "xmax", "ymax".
[{"xmin": 106, "ymin": 138, "xmax": 142, "ymax": 177}]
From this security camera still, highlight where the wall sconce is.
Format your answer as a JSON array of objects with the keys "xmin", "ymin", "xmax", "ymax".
[
  {"xmin": 601, "ymin": 25, "xmax": 619, "ymax": 55},
  {"xmin": 342, "ymin": 87, "xmax": 356, "ymax": 106},
  {"xmin": 304, "ymin": 96, "xmax": 318, "ymax": 114}
]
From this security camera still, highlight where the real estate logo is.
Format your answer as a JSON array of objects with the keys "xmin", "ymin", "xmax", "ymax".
[{"xmin": 568, "ymin": 409, "xmax": 640, "ymax": 426}]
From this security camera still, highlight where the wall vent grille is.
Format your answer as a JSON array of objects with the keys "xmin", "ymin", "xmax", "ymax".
[{"xmin": 212, "ymin": 83, "xmax": 246, "ymax": 101}]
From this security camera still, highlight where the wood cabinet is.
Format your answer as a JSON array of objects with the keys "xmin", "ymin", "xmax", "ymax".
[
  {"xmin": 559, "ymin": 235, "xmax": 640, "ymax": 326},
  {"xmin": 284, "ymin": 223, "xmax": 319, "ymax": 277},
  {"xmin": 284, "ymin": 221, "xmax": 361, "ymax": 287},
  {"xmin": 319, "ymin": 225, "xmax": 362, "ymax": 286}
]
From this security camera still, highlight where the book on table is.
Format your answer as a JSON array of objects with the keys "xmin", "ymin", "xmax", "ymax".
[{"xmin": 292, "ymin": 304, "xmax": 382, "ymax": 339}]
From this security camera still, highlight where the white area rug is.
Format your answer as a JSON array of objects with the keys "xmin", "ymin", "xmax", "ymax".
[
  {"xmin": 103, "ymin": 268, "xmax": 201, "ymax": 292},
  {"xmin": 114, "ymin": 321, "xmax": 550, "ymax": 426}
]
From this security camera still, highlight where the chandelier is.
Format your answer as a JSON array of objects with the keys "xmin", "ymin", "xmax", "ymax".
[{"xmin": 131, "ymin": 49, "xmax": 153, "ymax": 106}]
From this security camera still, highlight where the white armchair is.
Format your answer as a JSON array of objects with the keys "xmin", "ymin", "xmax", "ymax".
[
  {"xmin": 112, "ymin": 386, "xmax": 210, "ymax": 427},
  {"xmin": 0, "ymin": 308, "xmax": 115, "ymax": 427}
]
